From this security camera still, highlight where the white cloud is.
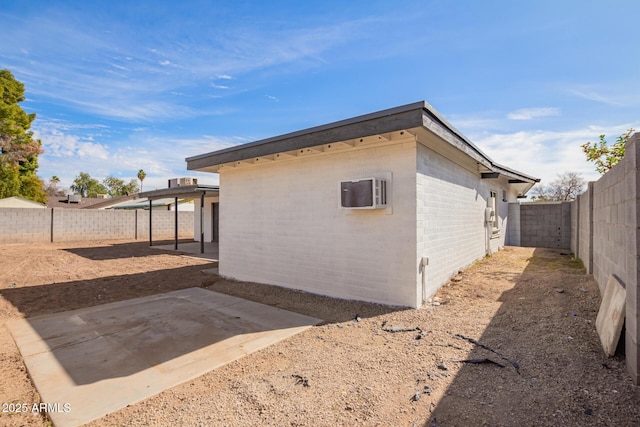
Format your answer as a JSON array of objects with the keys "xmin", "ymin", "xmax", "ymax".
[
  {"xmin": 77, "ymin": 142, "xmax": 109, "ymax": 159},
  {"xmin": 471, "ymin": 124, "xmax": 637, "ymax": 186},
  {"xmin": 507, "ymin": 107, "xmax": 560, "ymax": 120},
  {"xmin": 109, "ymin": 63, "xmax": 129, "ymax": 71},
  {"xmin": 216, "ymin": 74, "xmax": 233, "ymax": 80},
  {"xmin": 33, "ymin": 117, "xmax": 244, "ymax": 190},
  {"xmin": 211, "ymin": 83, "xmax": 229, "ymax": 89},
  {"xmin": 266, "ymin": 95, "xmax": 279, "ymax": 102},
  {"xmin": 567, "ymin": 87, "xmax": 625, "ymax": 106}
]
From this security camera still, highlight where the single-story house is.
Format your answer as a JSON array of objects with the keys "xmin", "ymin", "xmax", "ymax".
[
  {"xmin": 186, "ymin": 101, "xmax": 539, "ymax": 308},
  {"xmin": 0, "ymin": 196, "xmax": 46, "ymax": 208},
  {"xmin": 47, "ymin": 195, "xmax": 128, "ymax": 209}
]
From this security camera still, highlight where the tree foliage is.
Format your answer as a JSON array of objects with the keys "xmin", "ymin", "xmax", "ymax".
[
  {"xmin": 103, "ymin": 175, "xmax": 139, "ymax": 197},
  {"xmin": 0, "ymin": 69, "xmax": 46, "ymax": 203},
  {"xmin": 70, "ymin": 172, "xmax": 107, "ymax": 198},
  {"xmin": 70, "ymin": 172, "xmax": 140, "ymax": 198},
  {"xmin": 581, "ymin": 129, "xmax": 634, "ymax": 174},
  {"xmin": 530, "ymin": 171, "xmax": 585, "ymax": 202},
  {"xmin": 137, "ymin": 169, "xmax": 146, "ymax": 191}
]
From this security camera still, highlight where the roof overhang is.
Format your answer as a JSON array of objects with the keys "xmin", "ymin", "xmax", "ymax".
[{"xmin": 186, "ymin": 101, "xmax": 539, "ymax": 197}]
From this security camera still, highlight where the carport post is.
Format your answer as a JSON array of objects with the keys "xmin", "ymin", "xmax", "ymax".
[
  {"xmin": 200, "ymin": 193, "xmax": 205, "ymax": 254},
  {"xmin": 149, "ymin": 199, "xmax": 153, "ymax": 247},
  {"xmin": 174, "ymin": 197, "xmax": 178, "ymax": 250}
]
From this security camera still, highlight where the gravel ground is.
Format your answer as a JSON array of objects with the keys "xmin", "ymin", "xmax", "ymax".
[{"xmin": 0, "ymin": 240, "xmax": 638, "ymax": 426}]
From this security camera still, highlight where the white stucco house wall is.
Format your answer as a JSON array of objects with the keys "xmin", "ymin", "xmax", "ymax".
[{"xmin": 186, "ymin": 101, "xmax": 539, "ymax": 308}]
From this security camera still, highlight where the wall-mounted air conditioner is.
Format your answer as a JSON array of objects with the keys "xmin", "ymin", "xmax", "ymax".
[{"xmin": 340, "ymin": 178, "xmax": 387, "ymax": 209}]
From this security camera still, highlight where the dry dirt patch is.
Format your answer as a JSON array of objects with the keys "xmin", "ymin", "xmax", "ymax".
[{"xmin": 0, "ymin": 241, "xmax": 638, "ymax": 426}]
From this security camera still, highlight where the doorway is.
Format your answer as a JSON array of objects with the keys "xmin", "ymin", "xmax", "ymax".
[{"xmin": 211, "ymin": 202, "xmax": 219, "ymax": 242}]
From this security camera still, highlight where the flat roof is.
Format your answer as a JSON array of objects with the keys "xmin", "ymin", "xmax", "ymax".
[
  {"xmin": 186, "ymin": 101, "xmax": 539, "ymax": 185},
  {"xmin": 138, "ymin": 185, "xmax": 220, "ymax": 200}
]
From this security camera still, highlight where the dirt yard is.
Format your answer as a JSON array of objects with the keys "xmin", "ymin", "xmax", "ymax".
[{"xmin": 0, "ymin": 240, "xmax": 638, "ymax": 426}]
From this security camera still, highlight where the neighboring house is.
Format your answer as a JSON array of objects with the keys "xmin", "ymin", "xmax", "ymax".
[
  {"xmin": 47, "ymin": 195, "xmax": 116, "ymax": 209},
  {"xmin": 0, "ymin": 196, "xmax": 46, "ymax": 208},
  {"xmin": 186, "ymin": 101, "xmax": 539, "ymax": 308}
]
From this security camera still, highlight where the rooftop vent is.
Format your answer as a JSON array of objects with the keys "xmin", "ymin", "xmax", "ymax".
[
  {"xmin": 168, "ymin": 177, "xmax": 198, "ymax": 188},
  {"xmin": 68, "ymin": 194, "xmax": 81, "ymax": 204}
]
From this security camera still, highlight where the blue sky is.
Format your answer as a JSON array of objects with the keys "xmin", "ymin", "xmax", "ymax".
[{"xmin": 1, "ymin": 0, "xmax": 639, "ymax": 192}]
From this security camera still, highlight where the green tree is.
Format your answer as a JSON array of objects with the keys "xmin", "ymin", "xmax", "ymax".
[
  {"xmin": 581, "ymin": 129, "xmax": 634, "ymax": 174},
  {"xmin": 70, "ymin": 172, "xmax": 107, "ymax": 198},
  {"xmin": 137, "ymin": 169, "xmax": 146, "ymax": 192},
  {"xmin": 0, "ymin": 69, "xmax": 46, "ymax": 203},
  {"xmin": 103, "ymin": 175, "xmax": 139, "ymax": 197}
]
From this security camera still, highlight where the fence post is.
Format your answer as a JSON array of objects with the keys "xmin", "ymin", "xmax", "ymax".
[
  {"xmin": 587, "ymin": 181, "xmax": 594, "ymax": 274},
  {"xmin": 50, "ymin": 208, "xmax": 54, "ymax": 243}
]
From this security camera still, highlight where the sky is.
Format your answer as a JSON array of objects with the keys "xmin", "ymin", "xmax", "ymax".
[{"xmin": 1, "ymin": 0, "xmax": 639, "ymax": 193}]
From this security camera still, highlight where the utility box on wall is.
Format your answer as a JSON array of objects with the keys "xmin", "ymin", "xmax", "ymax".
[{"xmin": 340, "ymin": 178, "xmax": 387, "ymax": 209}]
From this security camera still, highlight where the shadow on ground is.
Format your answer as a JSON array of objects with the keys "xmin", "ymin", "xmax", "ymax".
[
  {"xmin": 205, "ymin": 277, "xmax": 404, "ymax": 324},
  {"xmin": 0, "ymin": 263, "xmax": 214, "ymax": 318},
  {"xmin": 63, "ymin": 239, "xmax": 195, "ymax": 260},
  {"xmin": 426, "ymin": 248, "xmax": 638, "ymax": 426}
]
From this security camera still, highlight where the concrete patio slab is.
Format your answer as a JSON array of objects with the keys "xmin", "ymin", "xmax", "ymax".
[{"xmin": 7, "ymin": 288, "xmax": 321, "ymax": 427}]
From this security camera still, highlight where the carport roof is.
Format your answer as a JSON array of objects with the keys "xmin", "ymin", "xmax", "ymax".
[
  {"xmin": 186, "ymin": 101, "xmax": 540, "ymax": 191},
  {"xmin": 139, "ymin": 184, "xmax": 219, "ymax": 200}
]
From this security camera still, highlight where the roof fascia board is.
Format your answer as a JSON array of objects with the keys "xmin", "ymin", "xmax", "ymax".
[
  {"xmin": 186, "ymin": 102, "xmax": 426, "ymax": 171},
  {"xmin": 420, "ymin": 107, "xmax": 539, "ymax": 185},
  {"xmin": 139, "ymin": 185, "xmax": 220, "ymax": 200},
  {"xmin": 186, "ymin": 100, "xmax": 540, "ymax": 190}
]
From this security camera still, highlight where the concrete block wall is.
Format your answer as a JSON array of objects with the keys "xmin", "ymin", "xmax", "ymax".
[
  {"xmin": 0, "ymin": 208, "xmax": 194, "ymax": 244},
  {"xmin": 52, "ymin": 209, "xmax": 135, "ymax": 242},
  {"xmin": 570, "ymin": 133, "xmax": 640, "ymax": 384},
  {"xmin": 416, "ymin": 144, "xmax": 516, "ymax": 300},
  {"xmin": 519, "ymin": 202, "xmax": 571, "ymax": 248},
  {"xmin": 506, "ymin": 203, "xmax": 521, "ymax": 246},
  {"xmin": 570, "ymin": 184, "xmax": 593, "ymax": 273},
  {"xmin": 0, "ymin": 208, "xmax": 51, "ymax": 243},
  {"xmin": 220, "ymin": 140, "xmax": 419, "ymax": 308},
  {"xmin": 591, "ymin": 161, "xmax": 632, "ymax": 294}
]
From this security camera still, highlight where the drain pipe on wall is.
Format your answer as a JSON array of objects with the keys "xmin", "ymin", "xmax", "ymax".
[
  {"xmin": 420, "ymin": 257, "xmax": 429, "ymax": 303},
  {"xmin": 485, "ymin": 224, "xmax": 492, "ymax": 256},
  {"xmin": 484, "ymin": 207, "xmax": 494, "ymax": 257}
]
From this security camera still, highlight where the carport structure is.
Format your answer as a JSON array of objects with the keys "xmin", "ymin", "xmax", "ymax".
[{"xmin": 139, "ymin": 184, "xmax": 219, "ymax": 254}]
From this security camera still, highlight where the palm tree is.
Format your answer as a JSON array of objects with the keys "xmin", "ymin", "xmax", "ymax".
[{"xmin": 137, "ymin": 169, "xmax": 146, "ymax": 192}]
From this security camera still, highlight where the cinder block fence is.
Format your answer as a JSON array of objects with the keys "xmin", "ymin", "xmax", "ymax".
[
  {"xmin": 0, "ymin": 208, "xmax": 194, "ymax": 244},
  {"xmin": 571, "ymin": 133, "xmax": 640, "ymax": 384},
  {"xmin": 504, "ymin": 133, "xmax": 640, "ymax": 384}
]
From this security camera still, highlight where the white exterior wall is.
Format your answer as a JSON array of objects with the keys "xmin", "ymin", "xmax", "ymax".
[
  {"xmin": 416, "ymin": 144, "xmax": 516, "ymax": 299},
  {"xmin": 194, "ymin": 196, "xmax": 220, "ymax": 242},
  {"xmin": 219, "ymin": 141, "xmax": 419, "ymax": 307}
]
